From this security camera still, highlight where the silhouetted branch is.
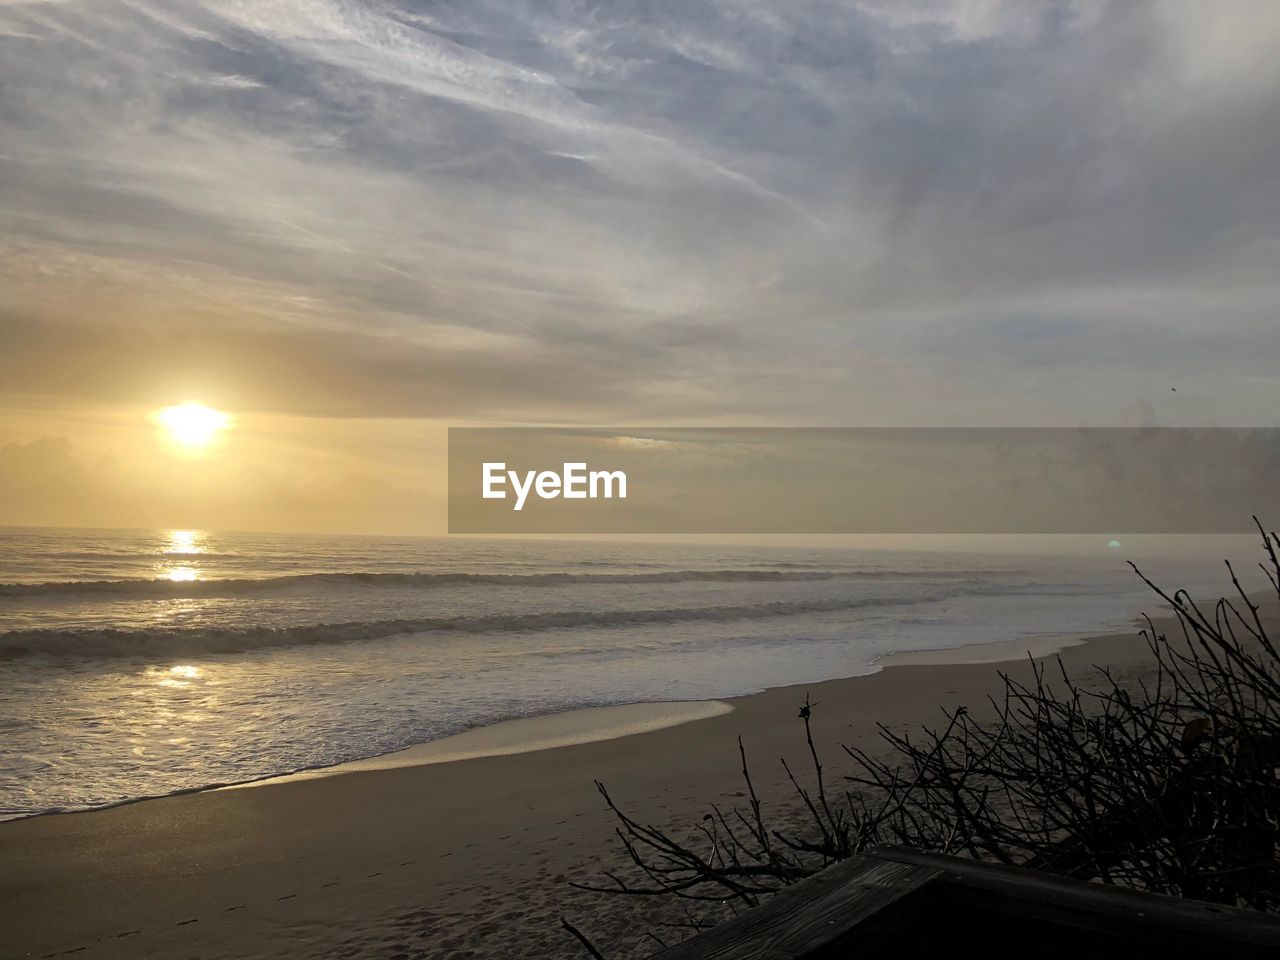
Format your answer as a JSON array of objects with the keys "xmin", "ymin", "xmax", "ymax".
[
  {"xmin": 561, "ymin": 916, "xmax": 608, "ymax": 959},
  {"xmin": 573, "ymin": 518, "xmax": 1280, "ymax": 955}
]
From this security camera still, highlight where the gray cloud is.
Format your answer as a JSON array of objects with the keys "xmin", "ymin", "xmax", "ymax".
[{"xmin": 1, "ymin": 0, "xmax": 1279, "ymax": 426}]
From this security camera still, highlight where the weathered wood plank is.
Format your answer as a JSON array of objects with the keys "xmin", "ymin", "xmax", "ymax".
[{"xmin": 649, "ymin": 855, "xmax": 942, "ymax": 959}]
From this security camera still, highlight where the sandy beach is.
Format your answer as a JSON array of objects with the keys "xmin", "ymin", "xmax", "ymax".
[
  {"xmin": 5, "ymin": 3, "xmax": 1277, "ymax": 956},
  {"xmin": 0, "ymin": 626, "xmax": 1164, "ymax": 960}
]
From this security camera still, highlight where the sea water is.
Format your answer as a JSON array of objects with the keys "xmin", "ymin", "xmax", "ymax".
[{"xmin": 0, "ymin": 527, "xmax": 1233, "ymax": 819}]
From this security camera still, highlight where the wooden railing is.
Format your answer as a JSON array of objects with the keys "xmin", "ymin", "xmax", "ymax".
[{"xmin": 651, "ymin": 846, "xmax": 1280, "ymax": 959}]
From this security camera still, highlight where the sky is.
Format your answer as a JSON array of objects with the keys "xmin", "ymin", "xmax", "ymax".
[{"xmin": 1, "ymin": 0, "xmax": 1279, "ymax": 534}]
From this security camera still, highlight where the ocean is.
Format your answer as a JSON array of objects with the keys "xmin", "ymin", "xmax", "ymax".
[{"xmin": 0, "ymin": 526, "xmax": 1230, "ymax": 820}]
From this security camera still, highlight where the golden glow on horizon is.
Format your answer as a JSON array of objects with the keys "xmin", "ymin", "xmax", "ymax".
[{"xmin": 153, "ymin": 402, "xmax": 232, "ymax": 449}]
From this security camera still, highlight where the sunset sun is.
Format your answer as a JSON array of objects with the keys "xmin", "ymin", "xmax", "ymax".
[{"xmin": 152, "ymin": 402, "xmax": 232, "ymax": 449}]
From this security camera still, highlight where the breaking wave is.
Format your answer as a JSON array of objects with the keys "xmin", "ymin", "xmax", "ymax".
[
  {"xmin": 0, "ymin": 592, "xmax": 968, "ymax": 661},
  {"xmin": 0, "ymin": 567, "xmax": 1009, "ymax": 599}
]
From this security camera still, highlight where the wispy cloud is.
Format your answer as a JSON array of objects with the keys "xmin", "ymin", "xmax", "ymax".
[{"xmin": 1, "ymin": 0, "xmax": 1279, "ymax": 428}]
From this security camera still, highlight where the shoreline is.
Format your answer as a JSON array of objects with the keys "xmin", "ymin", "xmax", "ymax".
[
  {"xmin": 0, "ymin": 623, "xmax": 1135, "ymax": 824},
  {"xmin": 221, "ymin": 699, "xmax": 737, "ymax": 790},
  {"xmin": 237, "ymin": 625, "xmax": 1115, "ymax": 791},
  {"xmin": 0, "ymin": 625, "xmax": 1162, "ymax": 959},
  {"xmin": 3, "ymin": 624, "xmax": 1125, "ymax": 823}
]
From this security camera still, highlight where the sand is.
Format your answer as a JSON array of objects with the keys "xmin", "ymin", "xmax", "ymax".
[
  {"xmin": 221, "ymin": 700, "xmax": 736, "ymax": 789},
  {"xmin": 0, "ymin": 627, "xmax": 1161, "ymax": 960}
]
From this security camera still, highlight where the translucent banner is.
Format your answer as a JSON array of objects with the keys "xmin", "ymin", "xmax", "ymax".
[{"xmin": 448, "ymin": 427, "xmax": 1279, "ymax": 534}]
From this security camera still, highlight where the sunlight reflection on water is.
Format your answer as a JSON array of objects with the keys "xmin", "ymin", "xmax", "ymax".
[{"xmin": 160, "ymin": 531, "xmax": 205, "ymax": 581}]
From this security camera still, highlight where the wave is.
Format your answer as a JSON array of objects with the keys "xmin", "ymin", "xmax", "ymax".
[
  {"xmin": 0, "ymin": 593, "xmax": 961, "ymax": 661},
  {"xmin": 0, "ymin": 567, "xmax": 1010, "ymax": 599}
]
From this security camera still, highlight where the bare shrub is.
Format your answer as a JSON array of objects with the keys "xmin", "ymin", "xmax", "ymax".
[{"xmin": 570, "ymin": 521, "xmax": 1280, "ymax": 954}]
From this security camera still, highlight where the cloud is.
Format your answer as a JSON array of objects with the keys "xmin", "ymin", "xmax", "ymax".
[{"xmin": 0, "ymin": 0, "xmax": 1278, "ymax": 430}]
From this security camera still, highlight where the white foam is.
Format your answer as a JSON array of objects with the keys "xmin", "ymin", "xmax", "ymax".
[
  {"xmin": 224, "ymin": 699, "xmax": 734, "ymax": 789},
  {"xmin": 877, "ymin": 631, "xmax": 1096, "ymax": 667}
]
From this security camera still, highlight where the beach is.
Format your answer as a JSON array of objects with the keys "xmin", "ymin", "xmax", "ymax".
[
  {"xmin": 0, "ymin": 627, "xmax": 1158, "ymax": 960},
  {"xmin": 4, "ymin": 3, "xmax": 1277, "ymax": 956}
]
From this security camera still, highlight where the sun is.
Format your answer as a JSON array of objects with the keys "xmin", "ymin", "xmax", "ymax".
[{"xmin": 152, "ymin": 402, "xmax": 232, "ymax": 449}]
